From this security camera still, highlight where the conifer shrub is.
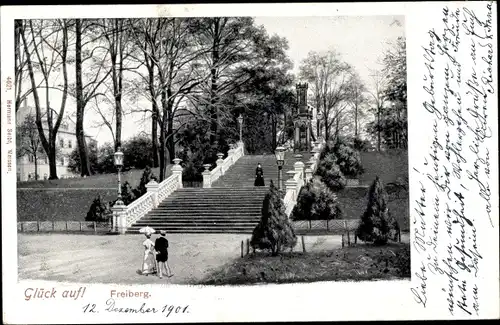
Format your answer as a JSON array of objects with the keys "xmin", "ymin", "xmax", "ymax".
[
  {"xmin": 134, "ymin": 166, "xmax": 158, "ymax": 197},
  {"xmin": 120, "ymin": 181, "xmax": 137, "ymax": 205},
  {"xmin": 251, "ymin": 181, "xmax": 297, "ymax": 255},
  {"xmin": 315, "ymin": 153, "xmax": 346, "ymax": 191},
  {"xmin": 333, "ymin": 139, "xmax": 364, "ymax": 178},
  {"xmin": 291, "ymin": 177, "xmax": 342, "ymax": 220},
  {"xmin": 356, "ymin": 176, "xmax": 400, "ymax": 245},
  {"xmin": 85, "ymin": 195, "xmax": 111, "ymax": 222}
]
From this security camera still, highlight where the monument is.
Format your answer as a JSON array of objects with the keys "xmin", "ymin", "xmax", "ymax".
[{"xmin": 293, "ymin": 83, "xmax": 313, "ymax": 152}]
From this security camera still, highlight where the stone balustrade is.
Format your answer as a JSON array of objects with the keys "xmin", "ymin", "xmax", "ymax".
[
  {"xmin": 202, "ymin": 141, "xmax": 245, "ymax": 188},
  {"xmin": 112, "ymin": 158, "xmax": 184, "ymax": 234},
  {"xmin": 283, "ymin": 140, "xmax": 325, "ymax": 217}
]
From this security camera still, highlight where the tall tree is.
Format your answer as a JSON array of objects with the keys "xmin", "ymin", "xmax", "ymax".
[
  {"xmin": 16, "ymin": 114, "xmax": 45, "ymax": 180},
  {"xmin": 20, "ymin": 19, "xmax": 69, "ymax": 179},
  {"xmin": 367, "ymin": 70, "xmax": 387, "ymax": 151},
  {"xmin": 99, "ymin": 18, "xmax": 135, "ymax": 151},
  {"xmin": 14, "ymin": 20, "xmax": 36, "ymax": 113},
  {"xmin": 299, "ymin": 50, "xmax": 356, "ymax": 142},
  {"xmin": 348, "ymin": 72, "xmax": 368, "ymax": 138},
  {"xmin": 191, "ymin": 17, "xmax": 263, "ymax": 145},
  {"xmin": 382, "ymin": 37, "xmax": 407, "ymax": 149},
  {"xmin": 74, "ymin": 18, "xmax": 112, "ymax": 176},
  {"xmin": 130, "ymin": 18, "xmax": 207, "ymax": 180}
]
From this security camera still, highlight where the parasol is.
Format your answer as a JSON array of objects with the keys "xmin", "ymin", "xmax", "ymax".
[{"xmin": 139, "ymin": 226, "xmax": 156, "ymax": 234}]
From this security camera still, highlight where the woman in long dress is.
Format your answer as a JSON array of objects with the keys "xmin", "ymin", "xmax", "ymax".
[
  {"xmin": 141, "ymin": 233, "xmax": 157, "ymax": 275},
  {"xmin": 254, "ymin": 163, "xmax": 265, "ymax": 186}
]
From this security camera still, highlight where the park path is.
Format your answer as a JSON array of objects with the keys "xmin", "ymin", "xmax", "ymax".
[
  {"xmin": 18, "ymin": 233, "xmax": 247, "ymax": 285},
  {"xmin": 17, "ymin": 233, "xmax": 409, "ymax": 285}
]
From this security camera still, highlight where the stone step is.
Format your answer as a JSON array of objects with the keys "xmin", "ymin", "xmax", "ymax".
[
  {"xmin": 134, "ymin": 220, "xmax": 259, "ymax": 225},
  {"xmin": 127, "ymin": 228, "xmax": 254, "ymax": 234},
  {"xmin": 148, "ymin": 210, "xmax": 260, "ymax": 217},
  {"xmin": 155, "ymin": 204, "xmax": 262, "ymax": 209}
]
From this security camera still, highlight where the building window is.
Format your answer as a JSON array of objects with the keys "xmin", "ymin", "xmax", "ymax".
[
  {"xmin": 60, "ymin": 157, "xmax": 65, "ymax": 165},
  {"xmin": 68, "ymin": 140, "xmax": 72, "ymax": 148},
  {"xmin": 60, "ymin": 138, "xmax": 64, "ymax": 148},
  {"xmin": 44, "ymin": 157, "xmax": 48, "ymax": 164},
  {"xmin": 28, "ymin": 155, "xmax": 34, "ymax": 163}
]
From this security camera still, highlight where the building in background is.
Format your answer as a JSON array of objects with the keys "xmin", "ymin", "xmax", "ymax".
[{"xmin": 16, "ymin": 101, "xmax": 97, "ymax": 182}]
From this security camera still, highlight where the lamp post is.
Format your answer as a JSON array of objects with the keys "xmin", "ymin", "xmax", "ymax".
[
  {"xmin": 275, "ymin": 146, "xmax": 286, "ymax": 191},
  {"xmin": 238, "ymin": 114, "xmax": 243, "ymax": 143},
  {"xmin": 114, "ymin": 148, "xmax": 124, "ymax": 205}
]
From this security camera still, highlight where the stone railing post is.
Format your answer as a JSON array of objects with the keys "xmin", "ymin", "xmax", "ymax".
[
  {"xmin": 216, "ymin": 153, "xmax": 225, "ymax": 175},
  {"xmin": 111, "ymin": 202, "xmax": 127, "ymax": 234},
  {"xmin": 285, "ymin": 177, "xmax": 298, "ymax": 200},
  {"xmin": 294, "ymin": 161, "xmax": 305, "ymax": 186},
  {"xmin": 145, "ymin": 180, "xmax": 159, "ymax": 208},
  {"xmin": 171, "ymin": 158, "xmax": 183, "ymax": 188},
  {"xmin": 227, "ymin": 145, "xmax": 236, "ymax": 164},
  {"xmin": 202, "ymin": 164, "xmax": 212, "ymax": 188},
  {"xmin": 305, "ymin": 168, "xmax": 313, "ymax": 182}
]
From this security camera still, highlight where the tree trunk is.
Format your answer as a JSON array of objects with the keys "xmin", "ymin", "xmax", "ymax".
[
  {"xmin": 75, "ymin": 19, "xmax": 91, "ymax": 176},
  {"xmin": 271, "ymin": 114, "xmax": 277, "ymax": 151},
  {"xmin": 151, "ymin": 105, "xmax": 159, "ymax": 168},
  {"xmin": 146, "ymin": 56, "xmax": 159, "ymax": 168},
  {"xmin": 354, "ymin": 99, "xmax": 358, "ymax": 138},
  {"xmin": 34, "ymin": 154, "xmax": 38, "ymax": 180},
  {"xmin": 48, "ymin": 143, "xmax": 58, "ymax": 180},
  {"xmin": 377, "ymin": 106, "xmax": 381, "ymax": 152},
  {"xmin": 323, "ymin": 113, "xmax": 329, "ymax": 141},
  {"xmin": 14, "ymin": 20, "xmax": 23, "ymax": 113},
  {"xmin": 159, "ymin": 87, "xmax": 168, "ymax": 181},
  {"xmin": 159, "ymin": 121, "xmax": 166, "ymax": 181},
  {"xmin": 166, "ymin": 90, "xmax": 175, "ymax": 164},
  {"xmin": 209, "ymin": 19, "xmax": 220, "ymax": 145}
]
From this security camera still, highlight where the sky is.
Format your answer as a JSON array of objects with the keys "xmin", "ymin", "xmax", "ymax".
[
  {"xmin": 19, "ymin": 15, "xmax": 405, "ymax": 147},
  {"xmin": 253, "ymin": 16, "xmax": 405, "ymax": 85}
]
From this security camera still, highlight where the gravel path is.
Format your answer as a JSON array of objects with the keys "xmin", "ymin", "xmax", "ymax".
[{"xmin": 18, "ymin": 232, "xmax": 409, "ymax": 285}]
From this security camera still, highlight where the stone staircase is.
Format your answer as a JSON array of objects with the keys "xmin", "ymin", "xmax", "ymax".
[{"xmin": 127, "ymin": 151, "xmax": 313, "ymax": 234}]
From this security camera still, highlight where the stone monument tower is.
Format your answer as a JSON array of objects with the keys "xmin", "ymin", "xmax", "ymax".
[{"xmin": 293, "ymin": 83, "xmax": 313, "ymax": 152}]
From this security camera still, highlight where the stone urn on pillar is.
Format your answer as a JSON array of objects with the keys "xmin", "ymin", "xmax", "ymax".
[
  {"xmin": 171, "ymin": 158, "xmax": 183, "ymax": 188},
  {"xmin": 202, "ymin": 163, "xmax": 212, "ymax": 188}
]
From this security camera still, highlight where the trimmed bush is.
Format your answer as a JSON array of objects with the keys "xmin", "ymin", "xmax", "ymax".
[
  {"xmin": 251, "ymin": 181, "xmax": 297, "ymax": 255},
  {"xmin": 356, "ymin": 176, "xmax": 399, "ymax": 245},
  {"xmin": 85, "ymin": 195, "xmax": 111, "ymax": 222},
  {"xmin": 134, "ymin": 166, "xmax": 158, "ymax": 198},
  {"xmin": 333, "ymin": 139, "xmax": 364, "ymax": 178},
  {"xmin": 120, "ymin": 181, "xmax": 137, "ymax": 206},
  {"xmin": 315, "ymin": 153, "xmax": 346, "ymax": 191},
  {"xmin": 291, "ymin": 177, "xmax": 342, "ymax": 221}
]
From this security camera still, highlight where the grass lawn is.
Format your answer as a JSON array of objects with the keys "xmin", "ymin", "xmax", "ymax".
[
  {"xmin": 199, "ymin": 242, "xmax": 410, "ymax": 285},
  {"xmin": 359, "ymin": 150, "xmax": 408, "ymax": 186},
  {"xmin": 336, "ymin": 187, "xmax": 409, "ymax": 231},
  {"xmin": 17, "ymin": 189, "xmax": 117, "ymax": 222},
  {"xmin": 17, "ymin": 167, "xmax": 164, "ymax": 189},
  {"xmin": 16, "ymin": 167, "xmax": 168, "ymax": 222},
  {"xmin": 18, "ymin": 233, "xmax": 247, "ymax": 284}
]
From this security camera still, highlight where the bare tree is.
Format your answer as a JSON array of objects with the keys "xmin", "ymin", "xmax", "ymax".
[
  {"xmin": 74, "ymin": 18, "xmax": 112, "ymax": 176},
  {"xmin": 368, "ymin": 70, "xmax": 388, "ymax": 151},
  {"xmin": 299, "ymin": 50, "xmax": 356, "ymax": 142},
  {"xmin": 20, "ymin": 19, "xmax": 69, "ymax": 179},
  {"xmin": 191, "ymin": 17, "xmax": 263, "ymax": 145},
  {"xmin": 14, "ymin": 20, "xmax": 35, "ymax": 113},
  {"xmin": 17, "ymin": 114, "xmax": 45, "ymax": 180},
  {"xmin": 130, "ymin": 18, "xmax": 208, "ymax": 180}
]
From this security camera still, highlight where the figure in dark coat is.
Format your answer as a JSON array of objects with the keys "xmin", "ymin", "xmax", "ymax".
[
  {"xmin": 155, "ymin": 231, "xmax": 173, "ymax": 279},
  {"xmin": 254, "ymin": 163, "xmax": 265, "ymax": 186}
]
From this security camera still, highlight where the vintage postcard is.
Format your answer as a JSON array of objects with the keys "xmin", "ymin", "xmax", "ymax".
[{"xmin": 1, "ymin": 2, "xmax": 498, "ymax": 323}]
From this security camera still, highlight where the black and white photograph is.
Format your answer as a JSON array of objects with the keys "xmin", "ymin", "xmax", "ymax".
[
  {"xmin": 14, "ymin": 15, "xmax": 409, "ymax": 285},
  {"xmin": 1, "ymin": 2, "xmax": 498, "ymax": 323}
]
